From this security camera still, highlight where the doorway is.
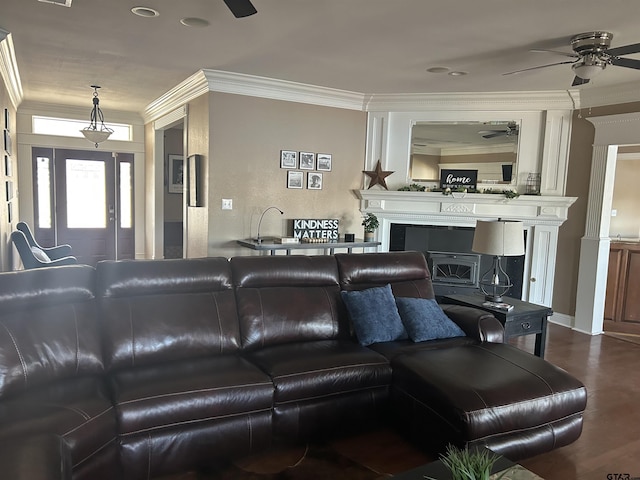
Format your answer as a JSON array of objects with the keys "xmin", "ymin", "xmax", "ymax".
[{"xmin": 32, "ymin": 147, "xmax": 134, "ymax": 266}]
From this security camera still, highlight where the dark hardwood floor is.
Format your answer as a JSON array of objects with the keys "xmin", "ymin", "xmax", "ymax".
[
  {"xmin": 166, "ymin": 324, "xmax": 640, "ymax": 479},
  {"xmin": 514, "ymin": 324, "xmax": 640, "ymax": 479}
]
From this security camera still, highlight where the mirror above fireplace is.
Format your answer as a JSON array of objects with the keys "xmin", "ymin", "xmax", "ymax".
[{"xmin": 410, "ymin": 121, "xmax": 520, "ymax": 184}]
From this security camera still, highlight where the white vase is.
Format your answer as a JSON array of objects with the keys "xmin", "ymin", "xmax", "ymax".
[{"xmin": 364, "ymin": 231, "xmax": 375, "ymax": 242}]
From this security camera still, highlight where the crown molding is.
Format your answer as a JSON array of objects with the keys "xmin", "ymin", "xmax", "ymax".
[
  {"xmin": 363, "ymin": 90, "xmax": 576, "ymax": 112},
  {"xmin": 0, "ymin": 32, "xmax": 23, "ymax": 108},
  {"xmin": 143, "ymin": 71, "xmax": 211, "ymax": 124},
  {"xmin": 142, "ymin": 68, "xmax": 640, "ymax": 123},
  {"xmin": 201, "ymin": 70, "xmax": 366, "ymax": 110},
  {"xmin": 143, "ymin": 69, "xmax": 366, "ymax": 123},
  {"xmin": 577, "ymin": 80, "xmax": 640, "ymax": 109}
]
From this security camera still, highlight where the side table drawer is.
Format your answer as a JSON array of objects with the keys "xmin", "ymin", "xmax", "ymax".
[{"xmin": 504, "ymin": 314, "xmax": 544, "ymax": 337}]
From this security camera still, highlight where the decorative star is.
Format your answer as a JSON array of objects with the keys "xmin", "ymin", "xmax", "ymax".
[{"xmin": 363, "ymin": 160, "xmax": 394, "ymax": 190}]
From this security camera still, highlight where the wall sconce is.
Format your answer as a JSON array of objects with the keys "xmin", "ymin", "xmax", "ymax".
[
  {"xmin": 80, "ymin": 85, "xmax": 113, "ymax": 148},
  {"xmin": 472, "ymin": 219, "xmax": 525, "ymax": 302}
]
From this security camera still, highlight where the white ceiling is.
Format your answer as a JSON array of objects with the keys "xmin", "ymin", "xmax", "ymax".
[{"xmin": 3, "ymin": 0, "xmax": 640, "ymax": 114}]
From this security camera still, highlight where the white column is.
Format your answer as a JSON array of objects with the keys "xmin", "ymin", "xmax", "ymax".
[{"xmin": 574, "ymin": 144, "xmax": 618, "ymax": 334}]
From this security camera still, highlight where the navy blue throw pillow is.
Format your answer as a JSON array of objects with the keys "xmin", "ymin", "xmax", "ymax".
[
  {"xmin": 395, "ymin": 297, "xmax": 465, "ymax": 342},
  {"xmin": 341, "ymin": 284, "xmax": 408, "ymax": 346}
]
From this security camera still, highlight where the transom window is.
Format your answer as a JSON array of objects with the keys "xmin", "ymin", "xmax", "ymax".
[{"xmin": 32, "ymin": 116, "xmax": 131, "ymax": 141}]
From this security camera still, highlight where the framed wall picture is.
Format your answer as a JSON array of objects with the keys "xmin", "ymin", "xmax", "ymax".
[
  {"xmin": 317, "ymin": 154, "xmax": 332, "ymax": 171},
  {"xmin": 299, "ymin": 152, "xmax": 315, "ymax": 170},
  {"xmin": 3, "ymin": 109, "xmax": 9, "ymax": 132},
  {"xmin": 168, "ymin": 154, "xmax": 184, "ymax": 194},
  {"xmin": 280, "ymin": 150, "xmax": 297, "ymax": 168},
  {"xmin": 5, "ymin": 180, "xmax": 13, "ymax": 201},
  {"xmin": 287, "ymin": 170, "xmax": 303, "ymax": 189},
  {"xmin": 7, "ymin": 201, "xmax": 11, "ymax": 224},
  {"xmin": 307, "ymin": 172, "xmax": 323, "ymax": 190},
  {"xmin": 4, "ymin": 154, "xmax": 11, "ymax": 177},
  {"xmin": 3, "ymin": 130, "xmax": 11, "ymax": 156}
]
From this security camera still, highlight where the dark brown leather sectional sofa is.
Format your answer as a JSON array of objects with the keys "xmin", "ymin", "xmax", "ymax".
[{"xmin": 0, "ymin": 251, "xmax": 587, "ymax": 480}]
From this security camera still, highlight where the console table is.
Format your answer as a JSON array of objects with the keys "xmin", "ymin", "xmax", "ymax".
[
  {"xmin": 442, "ymin": 293, "xmax": 552, "ymax": 358},
  {"xmin": 236, "ymin": 238, "xmax": 380, "ymax": 255}
]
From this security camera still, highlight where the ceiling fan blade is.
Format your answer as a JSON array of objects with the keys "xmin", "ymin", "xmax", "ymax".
[
  {"xmin": 503, "ymin": 60, "xmax": 576, "ymax": 76},
  {"xmin": 530, "ymin": 48, "xmax": 579, "ymax": 59},
  {"xmin": 572, "ymin": 76, "xmax": 590, "ymax": 87},
  {"xmin": 606, "ymin": 43, "xmax": 640, "ymax": 56},
  {"xmin": 610, "ymin": 57, "xmax": 640, "ymax": 70},
  {"xmin": 223, "ymin": 0, "xmax": 257, "ymax": 18}
]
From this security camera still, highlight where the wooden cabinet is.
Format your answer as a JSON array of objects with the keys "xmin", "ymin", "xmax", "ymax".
[{"xmin": 605, "ymin": 242, "xmax": 640, "ymax": 334}]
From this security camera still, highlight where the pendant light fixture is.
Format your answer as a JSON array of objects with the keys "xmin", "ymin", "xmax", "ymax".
[{"xmin": 80, "ymin": 85, "xmax": 113, "ymax": 147}]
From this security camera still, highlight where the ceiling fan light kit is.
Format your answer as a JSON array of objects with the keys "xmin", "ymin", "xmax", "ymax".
[
  {"xmin": 504, "ymin": 31, "xmax": 640, "ymax": 86},
  {"xmin": 572, "ymin": 54, "xmax": 607, "ymax": 80}
]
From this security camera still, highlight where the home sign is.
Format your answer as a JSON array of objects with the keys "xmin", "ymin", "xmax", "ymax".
[
  {"xmin": 440, "ymin": 169, "xmax": 478, "ymax": 190},
  {"xmin": 292, "ymin": 219, "xmax": 339, "ymax": 241}
]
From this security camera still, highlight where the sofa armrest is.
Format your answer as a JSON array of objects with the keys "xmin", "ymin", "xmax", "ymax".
[
  {"xmin": 440, "ymin": 304, "xmax": 504, "ymax": 343},
  {"xmin": 0, "ymin": 434, "xmax": 72, "ymax": 480}
]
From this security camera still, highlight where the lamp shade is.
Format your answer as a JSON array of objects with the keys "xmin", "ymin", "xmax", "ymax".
[{"xmin": 472, "ymin": 220, "xmax": 525, "ymax": 257}]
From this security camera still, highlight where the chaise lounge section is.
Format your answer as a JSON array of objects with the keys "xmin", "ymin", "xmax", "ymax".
[{"xmin": 0, "ymin": 251, "xmax": 587, "ymax": 479}]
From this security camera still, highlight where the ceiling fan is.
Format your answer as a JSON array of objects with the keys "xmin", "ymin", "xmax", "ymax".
[
  {"xmin": 223, "ymin": 0, "xmax": 257, "ymax": 18},
  {"xmin": 478, "ymin": 122, "xmax": 519, "ymax": 139},
  {"xmin": 504, "ymin": 31, "xmax": 640, "ymax": 86}
]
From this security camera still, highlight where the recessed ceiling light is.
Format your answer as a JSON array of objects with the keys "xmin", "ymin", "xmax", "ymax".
[
  {"xmin": 426, "ymin": 67, "xmax": 450, "ymax": 74},
  {"xmin": 131, "ymin": 6, "xmax": 159, "ymax": 18},
  {"xmin": 180, "ymin": 17, "xmax": 210, "ymax": 27},
  {"xmin": 448, "ymin": 71, "xmax": 468, "ymax": 76}
]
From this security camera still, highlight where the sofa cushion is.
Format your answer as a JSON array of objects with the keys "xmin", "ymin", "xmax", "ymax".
[
  {"xmin": 96, "ymin": 258, "xmax": 241, "ymax": 369},
  {"xmin": 0, "ymin": 265, "xmax": 103, "ymax": 399},
  {"xmin": 368, "ymin": 336, "xmax": 477, "ymax": 361},
  {"xmin": 391, "ymin": 343, "xmax": 587, "ymax": 459},
  {"xmin": 245, "ymin": 340, "xmax": 391, "ymax": 404},
  {"xmin": 341, "ymin": 284, "xmax": 407, "ymax": 346},
  {"xmin": 395, "ymin": 297, "xmax": 465, "ymax": 342},
  {"xmin": 231, "ymin": 256, "xmax": 350, "ymax": 350},
  {"xmin": 336, "ymin": 251, "xmax": 435, "ymax": 299},
  {"xmin": 109, "ymin": 356, "xmax": 273, "ymax": 436}
]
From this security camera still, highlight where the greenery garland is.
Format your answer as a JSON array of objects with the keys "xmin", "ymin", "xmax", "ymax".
[{"xmin": 397, "ymin": 185, "xmax": 520, "ymax": 199}]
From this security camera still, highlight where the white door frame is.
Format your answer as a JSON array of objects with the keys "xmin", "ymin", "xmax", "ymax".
[{"xmin": 574, "ymin": 112, "xmax": 640, "ymax": 334}]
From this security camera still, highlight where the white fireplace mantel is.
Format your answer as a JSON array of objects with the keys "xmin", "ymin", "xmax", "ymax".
[{"xmin": 357, "ymin": 190, "xmax": 577, "ymax": 308}]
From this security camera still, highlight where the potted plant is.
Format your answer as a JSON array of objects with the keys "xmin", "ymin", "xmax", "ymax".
[
  {"xmin": 362, "ymin": 212, "xmax": 379, "ymax": 242},
  {"xmin": 426, "ymin": 445, "xmax": 506, "ymax": 480}
]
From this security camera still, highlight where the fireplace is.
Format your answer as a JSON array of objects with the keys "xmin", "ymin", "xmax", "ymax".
[
  {"xmin": 429, "ymin": 252, "xmax": 480, "ymax": 288},
  {"xmin": 357, "ymin": 190, "xmax": 576, "ymax": 307},
  {"xmin": 389, "ymin": 223, "xmax": 525, "ymax": 299}
]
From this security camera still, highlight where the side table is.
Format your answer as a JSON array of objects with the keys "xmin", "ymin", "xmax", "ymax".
[{"xmin": 442, "ymin": 293, "xmax": 553, "ymax": 358}]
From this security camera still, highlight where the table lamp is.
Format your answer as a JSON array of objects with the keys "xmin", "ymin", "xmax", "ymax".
[
  {"xmin": 472, "ymin": 219, "xmax": 525, "ymax": 302},
  {"xmin": 255, "ymin": 206, "xmax": 283, "ymax": 244}
]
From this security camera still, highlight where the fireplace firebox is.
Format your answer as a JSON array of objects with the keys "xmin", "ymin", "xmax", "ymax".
[{"xmin": 389, "ymin": 223, "xmax": 525, "ymax": 299}]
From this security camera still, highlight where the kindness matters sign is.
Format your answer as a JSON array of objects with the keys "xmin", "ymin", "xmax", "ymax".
[{"xmin": 292, "ymin": 219, "xmax": 339, "ymax": 241}]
